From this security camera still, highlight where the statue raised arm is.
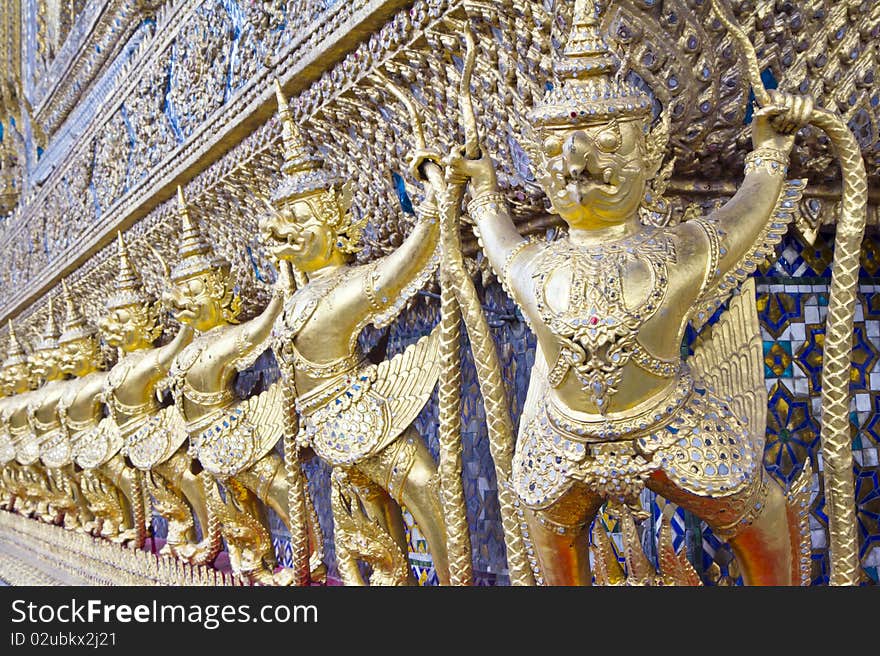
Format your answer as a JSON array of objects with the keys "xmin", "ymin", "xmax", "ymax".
[
  {"xmin": 262, "ymin": 81, "xmax": 448, "ymax": 585},
  {"xmin": 446, "ymin": 0, "xmax": 812, "ymax": 585}
]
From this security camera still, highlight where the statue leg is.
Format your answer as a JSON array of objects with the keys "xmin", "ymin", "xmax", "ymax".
[
  {"xmin": 357, "ymin": 428, "xmax": 450, "ymax": 585},
  {"xmin": 647, "ymin": 465, "xmax": 808, "ymax": 585},
  {"xmin": 339, "ymin": 465, "xmax": 417, "ymax": 585},
  {"xmin": 153, "ymin": 448, "xmax": 223, "ymax": 565},
  {"xmin": 234, "ymin": 452, "xmax": 326, "ymax": 580},
  {"xmin": 101, "ymin": 455, "xmax": 149, "ymax": 547},
  {"xmin": 520, "ymin": 483, "xmax": 602, "ymax": 586}
]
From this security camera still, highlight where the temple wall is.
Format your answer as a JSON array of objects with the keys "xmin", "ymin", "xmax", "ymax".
[{"xmin": 1, "ymin": 0, "xmax": 879, "ymax": 585}]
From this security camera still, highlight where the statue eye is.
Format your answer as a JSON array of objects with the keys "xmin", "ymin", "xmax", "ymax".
[{"xmin": 596, "ymin": 127, "xmax": 621, "ymax": 153}]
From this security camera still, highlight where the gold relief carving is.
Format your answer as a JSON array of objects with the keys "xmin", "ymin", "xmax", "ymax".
[
  {"xmin": 3, "ymin": 0, "xmax": 880, "ymax": 333},
  {"xmin": 167, "ymin": 2, "xmax": 231, "ymax": 139},
  {"xmin": 126, "ymin": 59, "xmax": 175, "ymax": 182},
  {"xmin": 0, "ymin": 0, "xmax": 875, "ymax": 588},
  {"xmin": 92, "ymin": 113, "xmax": 130, "ymax": 211}
]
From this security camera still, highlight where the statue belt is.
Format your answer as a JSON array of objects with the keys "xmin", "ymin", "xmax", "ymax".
[
  {"xmin": 296, "ymin": 364, "xmax": 393, "ymax": 466},
  {"xmin": 514, "ymin": 373, "xmax": 758, "ymax": 508},
  {"xmin": 542, "ymin": 374, "xmax": 695, "ymax": 445},
  {"xmin": 73, "ymin": 418, "xmax": 123, "ymax": 471}
]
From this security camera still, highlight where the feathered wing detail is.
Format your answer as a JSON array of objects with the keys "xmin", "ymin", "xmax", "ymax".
[
  {"xmin": 194, "ymin": 383, "xmax": 286, "ymax": 478},
  {"xmin": 125, "ymin": 405, "xmax": 188, "ymax": 470},
  {"xmin": 689, "ymin": 277, "xmax": 766, "ymax": 459},
  {"xmin": 371, "ymin": 323, "xmax": 441, "ymax": 439},
  {"xmin": 243, "ymin": 382, "xmax": 286, "ymax": 463}
]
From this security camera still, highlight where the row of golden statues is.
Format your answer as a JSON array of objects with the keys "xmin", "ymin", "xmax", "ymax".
[{"xmin": 0, "ymin": 0, "xmax": 868, "ymax": 585}]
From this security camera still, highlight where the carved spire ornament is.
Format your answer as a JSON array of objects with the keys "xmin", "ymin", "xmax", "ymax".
[
  {"xmin": 33, "ymin": 297, "xmax": 60, "ymax": 354},
  {"xmin": 529, "ymin": 0, "xmax": 652, "ymax": 128},
  {"xmin": 4, "ymin": 320, "xmax": 28, "ymax": 368},
  {"xmin": 58, "ymin": 280, "xmax": 96, "ymax": 345},
  {"xmin": 169, "ymin": 186, "xmax": 231, "ymax": 284},
  {"xmin": 107, "ymin": 232, "xmax": 151, "ymax": 311},
  {"xmin": 271, "ymin": 79, "xmax": 336, "ymax": 202}
]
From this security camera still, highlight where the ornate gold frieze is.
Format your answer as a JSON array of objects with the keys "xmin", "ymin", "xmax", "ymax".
[
  {"xmin": 0, "ymin": 0, "xmax": 412, "ymax": 328},
  {"xmin": 0, "ymin": 509, "xmax": 248, "ymax": 585}
]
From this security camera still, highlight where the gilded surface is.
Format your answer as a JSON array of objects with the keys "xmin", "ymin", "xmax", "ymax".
[{"xmin": 0, "ymin": 0, "xmax": 877, "ymax": 586}]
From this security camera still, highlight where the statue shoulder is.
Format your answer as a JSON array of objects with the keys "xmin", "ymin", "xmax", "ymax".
[{"xmin": 276, "ymin": 265, "xmax": 356, "ymax": 338}]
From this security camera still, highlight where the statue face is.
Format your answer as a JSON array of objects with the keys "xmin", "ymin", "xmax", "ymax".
[
  {"xmin": 58, "ymin": 337, "xmax": 100, "ymax": 377},
  {"xmin": 29, "ymin": 349, "xmax": 61, "ymax": 382},
  {"xmin": 263, "ymin": 195, "xmax": 338, "ymax": 272},
  {"xmin": 2, "ymin": 362, "xmax": 31, "ymax": 394},
  {"xmin": 536, "ymin": 117, "xmax": 648, "ymax": 229},
  {"xmin": 99, "ymin": 306, "xmax": 154, "ymax": 353},
  {"xmin": 163, "ymin": 274, "xmax": 226, "ymax": 333}
]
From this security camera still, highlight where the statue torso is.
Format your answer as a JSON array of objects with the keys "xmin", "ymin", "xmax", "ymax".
[
  {"xmin": 61, "ymin": 371, "xmax": 108, "ymax": 432},
  {"xmin": 523, "ymin": 225, "xmax": 706, "ymax": 414},
  {"xmin": 273, "ymin": 265, "xmax": 363, "ymax": 395}
]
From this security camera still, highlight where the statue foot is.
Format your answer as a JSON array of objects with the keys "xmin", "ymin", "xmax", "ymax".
[
  {"xmin": 113, "ymin": 528, "xmax": 141, "ymax": 548},
  {"xmin": 270, "ymin": 569, "xmax": 296, "ymax": 586},
  {"xmin": 172, "ymin": 543, "xmax": 197, "ymax": 561}
]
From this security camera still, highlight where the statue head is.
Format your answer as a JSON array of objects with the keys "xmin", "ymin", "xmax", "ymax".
[
  {"xmin": 160, "ymin": 187, "xmax": 241, "ymax": 332},
  {"xmin": 261, "ymin": 80, "xmax": 364, "ymax": 273},
  {"xmin": 99, "ymin": 232, "xmax": 162, "ymax": 353},
  {"xmin": 1, "ymin": 321, "xmax": 32, "ymax": 395},
  {"xmin": 525, "ymin": 0, "xmax": 668, "ymax": 229},
  {"xmin": 29, "ymin": 298, "xmax": 63, "ymax": 384},
  {"xmin": 57, "ymin": 280, "xmax": 102, "ymax": 378}
]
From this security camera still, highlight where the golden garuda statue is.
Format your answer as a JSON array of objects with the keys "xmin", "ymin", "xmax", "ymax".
[
  {"xmin": 96, "ymin": 229, "xmax": 219, "ymax": 564},
  {"xmin": 262, "ymin": 81, "xmax": 448, "ymax": 585},
  {"xmin": 0, "ymin": 322, "xmax": 37, "ymax": 515},
  {"xmin": 445, "ymin": 0, "xmax": 826, "ymax": 585},
  {"xmin": 161, "ymin": 185, "xmax": 324, "ymax": 585},
  {"xmin": 13, "ymin": 298, "xmax": 88, "ymax": 529},
  {"xmin": 46, "ymin": 280, "xmax": 134, "ymax": 541}
]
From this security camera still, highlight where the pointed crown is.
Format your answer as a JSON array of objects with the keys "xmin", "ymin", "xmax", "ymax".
[
  {"xmin": 170, "ymin": 186, "xmax": 230, "ymax": 283},
  {"xmin": 529, "ymin": 0, "xmax": 652, "ymax": 128},
  {"xmin": 34, "ymin": 297, "xmax": 60, "ymax": 352},
  {"xmin": 269, "ymin": 79, "xmax": 338, "ymax": 205},
  {"xmin": 59, "ymin": 279, "xmax": 97, "ymax": 345},
  {"xmin": 107, "ymin": 232, "xmax": 153, "ymax": 310},
  {"xmin": 3, "ymin": 321, "xmax": 28, "ymax": 368}
]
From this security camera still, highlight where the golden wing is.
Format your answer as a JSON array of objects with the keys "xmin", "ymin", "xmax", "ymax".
[
  {"xmin": 371, "ymin": 324, "xmax": 441, "ymax": 438},
  {"xmin": 242, "ymin": 382, "xmax": 286, "ymax": 461},
  {"xmin": 689, "ymin": 277, "xmax": 765, "ymax": 459}
]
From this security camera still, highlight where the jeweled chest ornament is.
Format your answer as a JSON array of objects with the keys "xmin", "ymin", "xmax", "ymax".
[{"xmin": 534, "ymin": 228, "xmax": 677, "ymax": 409}]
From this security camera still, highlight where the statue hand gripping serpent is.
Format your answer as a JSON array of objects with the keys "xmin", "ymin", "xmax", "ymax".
[
  {"xmin": 262, "ymin": 81, "xmax": 449, "ymax": 585},
  {"xmin": 446, "ymin": 0, "xmax": 818, "ymax": 585}
]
